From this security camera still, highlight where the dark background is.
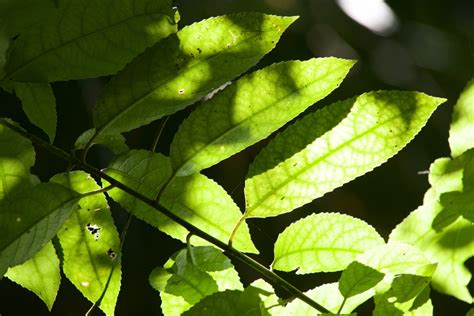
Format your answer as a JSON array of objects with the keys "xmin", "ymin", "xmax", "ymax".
[{"xmin": 0, "ymin": 0, "xmax": 473, "ymax": 315}]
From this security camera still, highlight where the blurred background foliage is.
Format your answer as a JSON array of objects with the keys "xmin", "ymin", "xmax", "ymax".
[{"xmin": 0, "ymin": 0, "xmax": 473, "ymax": 314}]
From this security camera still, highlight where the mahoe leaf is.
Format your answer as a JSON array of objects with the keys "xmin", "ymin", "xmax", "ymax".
[
  {"xmin": 373, "ymin": 290, "xmax": 433, "ymax": 316},
  {"xmin": 51, "ymin": 171, "xmax": 121, "ymax": 316},
  {"xmin": 93, "ymin": 13, "xmax": 296, "ymax": 138},
  {"xmin": 12, "ymin": 82, "xmax": 57, "ymax": 142},
  {"xmin": 390, "ymin": 188, "xmax": 474, "ymax": 303},
  {"xmin": 245, "ymin": 91, "xmax": 445, "ymax": 218},
  {"xmin": 170, "ymin": 58, "xmax": 355, "ymax": 176},
  {"xmin": 279, "ymin": 283, "xmax": 373, "ymax": 315},
  {"xmin": 149, "ymin": 246, "xmax": 242, "ymax": 316},
  {"xmin": 449, "ymin": 78, "xmax": 474, "ymax": 157},
  {"xmin": 4, "ymin": 0, "xmax": 177, "ymax": 81},
  {"xmin": 0, "ymin": 183, "xmax": 79, "ymax": 276},
  {"xmin": 0, "ymin": 119, "xmax": 35, "ymax": 199},
  {"xmin": 5, "ymin": 241, "xmax": 60, "ymax": 311},
  {"xmin": 338, "ymin": 261, "xmax": 384, "ymax": 299},
  {"xmin": 390, "ymin": 274, "xmax": 430, "ymax": 303},
  {"xmin": 272, "ymin": 213, "xmax": 385, "ymax": 273},
  {"xmin": 105, "ymin": 150, "xmax": 257, "ymax": 253}
]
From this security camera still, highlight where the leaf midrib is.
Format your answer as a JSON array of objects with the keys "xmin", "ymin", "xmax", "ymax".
[
  {"xmin": 174, "ymin": 63, "xmax": 340, "ymax": 175},
  {"xmin": 246, "ymin": 107, "xmax": 420, "ymax": 216},
  {"xmin": 6, "ymin": 8, "xmax": 170, "ymax": 79},
  {"xmin": 93, "ymin": 29, "xmax": 268, "ymax": 139}
]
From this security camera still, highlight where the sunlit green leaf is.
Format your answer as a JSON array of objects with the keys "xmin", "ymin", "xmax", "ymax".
[
  {"xmin": 150, "ymin": 246, "xmax": 242, "ymax": 316},
  {"xmin": 373, "ymin": 290, "xmax": 433, "ymax": 316},
  {"xmin": 390, "ymin": 189, "xmax": 474, "ymax": 303},
  {"xmin": 4, "ymin": 0, "xmax": 177, "ymax": 81},
  {"xmin": 170, "ymin": 58, "xmax": 354, "ymax": 176},
  {"xmin": 0, "ymin": 183, "xmax": 79, "ymax": 276},
  {"xmin": 51, "ymin": 171, "xmax": 121, "ymax": 316},
  {"xmin": 75, "ymin": 128, "xmax": 129, "ymax": 155},
  {"xmin": 449, "ymin": 79, "xmax": 474, "ymax": 157},
  {"xmin": 273, "ymin": 213, "xmax": 384, "ymax": 273},
  {"xmin": 93, "ymin": 13, "xmax": 296, "ymax": 139},
  {"xmin": 5, "ymin": 241, "xmax": 60, "ymax": 310},
  {"xmin": 245, "ymin": 91, "xmax": 445, "ymax": 218},
  {"xmin": 391, "ymin": 274, "xmax": 430, "ymax": 303},
  {"xmin": 105, "ymin": 150, "xmax": 257, "ymax": 253},
  {"xmin": 338, "ymin": 261, "xmax": 384, "ymax": 298},
  {"xmin": 279, "ymin": 283, "xmax": 373, "ymax": 315},
  {"xmin": 0, "ymin": 119, "xmax": 35, "ymax": 199}
]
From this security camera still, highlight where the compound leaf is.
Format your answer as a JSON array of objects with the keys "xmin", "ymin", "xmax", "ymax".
[
  {"xmin": 51, "ymin": 171, "xmax": 121, "ymax": 316},
  {"xmin": 170, "ymin": 58, "xmax": 354, "ymax": 176},
  {"xmin": 273, "ymin": 213, "xmax": 384, "ymax": 273},
  {"xmin": 93, "ymin": 13, "xmax": 296, "ymax": 139},
  {"xmin": 4, "ymin": 0, "xmax": 177, "ymax": 81},
  {"xmin": 245, "ymin": 91, "xmax": 445, "ymax": 218},
  {"xmin": 0, "ymin": 182, "xmax": 79, "ymax": 276},
  {"xmin": 150, "ymin": 246, "xmax": 242, "ymax": 316},
  {"xmin": 5, "ymin": 241, "xmax": 60, "ymax": 311},
  {"xmin": 449, "ymin": 79, "xmax": 474, "ymax": 157},
  {"xmin": 390, "ymin": 188, "xmax": 474, "ymax": 303},
  {"xmin": 338, "ymin": 261, "xmax": 384, "ymax": 299},
  {"xmin": 105, "ymin": 150, "xmax": 257, "ymax": 253}
]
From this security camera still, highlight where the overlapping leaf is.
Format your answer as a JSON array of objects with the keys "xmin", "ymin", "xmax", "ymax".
[
  {"xmin": 0, "ymin": 183, "xmax": 79, "ymax": 276},
  {"xmin": 93, "ymin": 13, "xmax": 296, "ymax": 139},
  {"xmin": 279, "ymin": 283, "xmax": 372, "ymax": 315},
  {"xmin": 338, "ymin": 261, "xmax": 384, "ymax": 299},
  {"xmin": 75, "ymin": 128, "xmax": 128, "ymax": 155},
  {"xmin": 105, "ymin": 150, "xmax": 257, "ymax": 253},
  {"xmin": 5, "ymin": 241, "xmax": 60, "ymax": 310},
  {"xmin": 449, "ymin": 78, "xmax": 474, "ymax": 157},
  {"xmin": 390, "ymin": 188, "xmax": 474, "ymax": 303},
  {"xmin": 272, "ymin": 213, "xmax": 385, "ymax": 273},
  {"xmin": 0, "ymin": 119, "xmax": 35, "ymax": 199},
  {"xmin": 150, "ymin": 246, "xmax": 242, "ymax": 316},
  {"xmin": 4, "ymin": 0, "xmax": 177, "ymax": 81},
  {"xmin": 10, "ymin": 82, "xmax": 56, "ymax": 142},
  {"xmin": 170, "ymin": 58, "xmax": 354, "ymax": 176},
  {"xmin": 51, "ymin": 171, "xmax": 121, "ymax": 316},
  {"xmin": 245, "ymin": 91, "xmax": 445, "ymax": 218}
]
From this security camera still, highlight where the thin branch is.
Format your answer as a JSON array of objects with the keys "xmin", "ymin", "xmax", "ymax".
[
  {"xmin": 0, "ymin": 118, "xmax": 331, "ymax": 314},
  {"xmin": 151, "ymin": 116, "xmax": 170, "ymax": 152}
]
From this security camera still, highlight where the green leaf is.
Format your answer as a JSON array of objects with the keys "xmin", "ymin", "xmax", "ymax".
[
  {"xmin": 93, "ymin": 13, "xmax": 296, "ymax": 138},
  {"xmin": 279, "ymin": 283, "xmax": 373, "ymax": 315},
  {"xmin": 0, "ymin": 119, "xmax": 35, "ymax": 199},
  {"xmin": 0, "ymin": 182, "xmax": 79, "ymax": 276},
  {"xmin": 356, "ymin": 242, "xmax": 437, "ymax": 277},
  {"xmin": 105, "ymin": 150, "xmax": 257, "ymax": 253},
  {"xmin": 51, "ymin": 171, "xmax": 121, "ymax": 316},
  {"xmin": 11, "ymin": 82, "xmax": 56, "ymax": 142},
  {"xmin": 390, "ymin": 274, "xmax": 430, "ymax": 303},
  {"xmin": 373, "ymin": 290, "xmax": 433, "ymax": 316},
  {"xmin": 5, "ymin": 241, "xmax": 60, "ymax": 311},
  {"xmin": 449, "ymin": 79, "xmax": 474, "ymax": 157},
  {"xmin": 150, "ymin": 246, "xmax": 242, "ymax": 316},
  {"xmin": 182, "ymin": 285, "xmax": 271, "ymax": 316},
  {"xmin": 75, "ymin": 128, "xmax": 129, "ymax": 155},
  {"xmin": 338, "ymin": 261, "xmax": 384, "ymax": 298},
  {"xmin": 4, "ymin": 0, "xmax": 177, "ymax": 81},
  {"xmin": 245, "ymin": 91, "xmax": 445, "ymax": 218},
  {"xmin": 390, "ymin": 188, "xmax": 474, "ymax": 303},
  {"xmin": 170, "ymin": 58, "xmax": 355, "ymax": 176},
  {"xmin": 0, "ymin": 0, "xmax": 56, "ymax": 37},
  {"xmin": 272, "ymin": 213, "xmax": 385, "ymax": 273}
]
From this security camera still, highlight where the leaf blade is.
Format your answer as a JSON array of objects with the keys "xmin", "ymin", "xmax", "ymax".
[
  {"xmin": 5, "ymin": 241, "xmax": 60, "ymax": 311},
  {"xmin": 4, "ymin": 0, "xmax": 177, "ymax": 81},
  {"xmin": 449, "ymin": 78, "xmax": 474, "ymax": 157},
  {"xmin": 51, "ymin": 171, "xmax": 121, "ymax": 316},
  {"xmin": 170, "ymin": 58, "xmax": 355, "ymax": 176},
  {"xmin": 338, "ymin": 261, "xmax": 384, "ymax": 299},
  {"xmin": 93, "ymin": 13, "xmax": 297, "ymax": 138},
  {"xmin": 245, "ymin": 91, "xmax": 445, "ymax": 218},
  {"xmin": 272, "ymin": 213, "xmax": 385, "ymax": 273}
]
